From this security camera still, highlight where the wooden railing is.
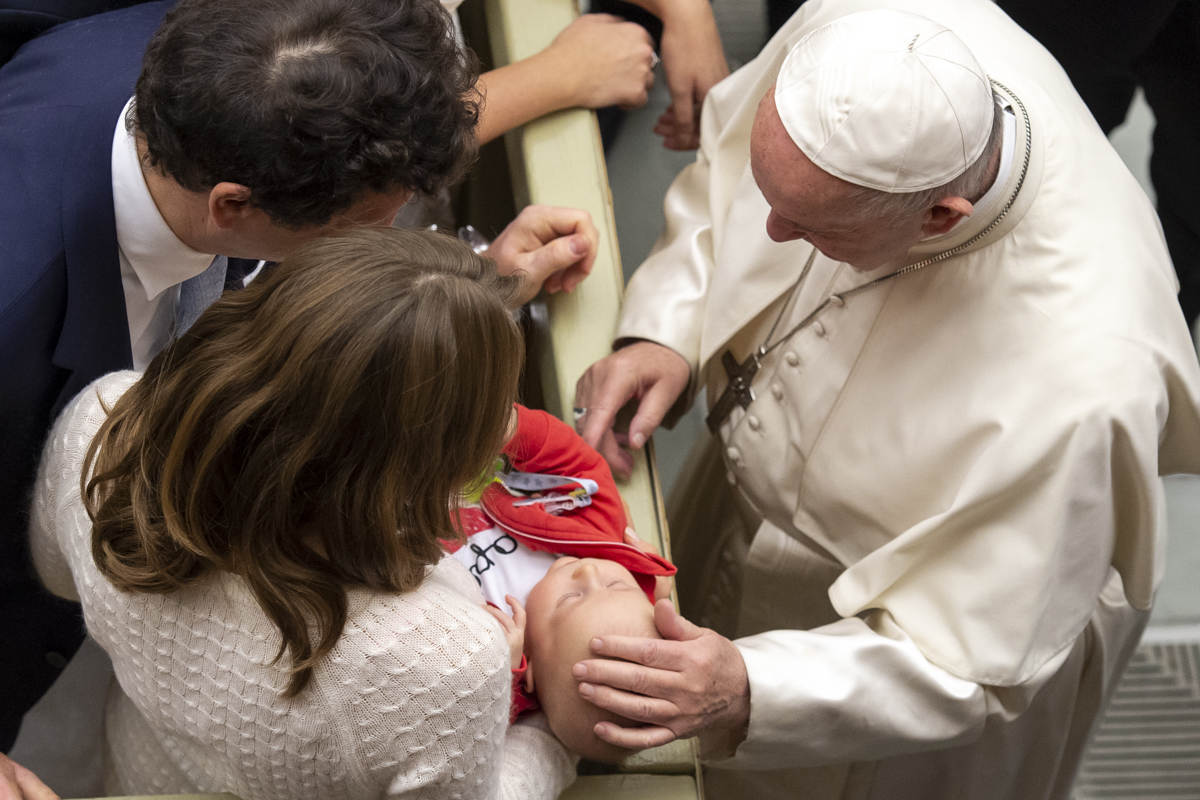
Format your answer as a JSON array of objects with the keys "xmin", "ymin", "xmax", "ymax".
[{"xmin": 472, "ymin": 0, "xmax": 702, "ymax": 795}]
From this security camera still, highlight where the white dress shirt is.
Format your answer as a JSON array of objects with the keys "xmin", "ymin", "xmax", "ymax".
[{"xmin": 110, "ymin": 98, "xmax": 216, "ymax": 370}]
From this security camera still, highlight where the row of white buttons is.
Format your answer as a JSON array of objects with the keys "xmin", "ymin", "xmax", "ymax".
[{"xmin": 726, "ymin": 306, "xmax": 834, "ymax": 485}]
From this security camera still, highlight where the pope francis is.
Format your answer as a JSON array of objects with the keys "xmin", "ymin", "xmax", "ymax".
[{"xmin": 570, "ymin": 1, "xmax": 1200, "ymax": 798}]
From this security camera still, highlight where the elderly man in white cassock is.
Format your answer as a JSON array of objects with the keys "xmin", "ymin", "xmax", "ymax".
[{"xmin": 571, "ymin": 1, "xmax": 1200, "ymax": 798}]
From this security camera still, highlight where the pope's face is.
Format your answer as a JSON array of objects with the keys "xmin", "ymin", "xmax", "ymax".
[{"xmin": 749, "ymin": 87, "xmax": 927, "ymax": 272}]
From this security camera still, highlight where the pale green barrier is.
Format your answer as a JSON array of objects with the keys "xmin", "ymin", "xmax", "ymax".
[{"xmin": 475, "ymin": 0, "xmax": 702, "ymax": 790}]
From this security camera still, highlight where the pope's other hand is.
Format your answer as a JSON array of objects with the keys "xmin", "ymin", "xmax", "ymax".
[
  {"xmin": 0, "ymin": 754, "xmax": 58, "ymax": 800},
  {"xmin": 653, "ymin": 0, "xmax": 728, "ymax": 150},
  {"xmin": 572, "ymin": 599, "xmax": 750, "ymax": 749},
  {"xmin": 574, "ymin": 341, "xmax": 690, "ymax": 479},
  {"xmin": 486, "ymin": 205, "xmax": 599, "ymax": 306}
]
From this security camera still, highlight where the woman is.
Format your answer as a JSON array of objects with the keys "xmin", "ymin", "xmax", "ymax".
[{"xmin": 29, "ymin": 229, "xmax": 576, "ymax": 798}]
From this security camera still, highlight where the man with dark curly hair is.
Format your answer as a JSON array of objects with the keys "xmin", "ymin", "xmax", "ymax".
[{"xmin": 0, "ymin": 0, "xmax": 599, "ymax": 756}]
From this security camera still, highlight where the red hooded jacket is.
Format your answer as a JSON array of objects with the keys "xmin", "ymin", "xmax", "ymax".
[
  {"xmin": 477, "ymin": 404, "xmax": 676, "ymax": 599},
  {"xmin": 446, "ymin": 405, "xmax": 677, "ymax": 723}
]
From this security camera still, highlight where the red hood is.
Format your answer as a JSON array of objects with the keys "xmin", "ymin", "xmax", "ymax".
[{"xmin": 480, "ymin": 406, "xmax": 675, "ymax": 596}]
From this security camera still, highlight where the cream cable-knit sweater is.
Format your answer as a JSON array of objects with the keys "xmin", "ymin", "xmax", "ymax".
[{"xmin": 29, "ymin": 372, "xmax": 576, "ymax": 800}]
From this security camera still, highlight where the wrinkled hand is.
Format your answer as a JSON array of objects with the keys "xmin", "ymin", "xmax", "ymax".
[
  {"xmin": 653, "ymin": 0, "xmax": 729, "ymax": 150},
  {"xmin": 483, "ymin": 594, "xmax": 527, "ymax": 670},
  {"xmin": 0, "ymin": 754, "xmax": 58, "ymax": 800},
  {"xmin": 572, "ymin": 599, "xmax": 750, "ymax": 749},
  {"xmin": 575, "ymin": 341, "xmax": 690, "ymax": 479},
  {"xmin": 547, "ymin": 14, "xmax": 656, "ymax": 110},
  {"xmin": 485, "ymin": 205, "xmax": 599, "ymax": 306}
]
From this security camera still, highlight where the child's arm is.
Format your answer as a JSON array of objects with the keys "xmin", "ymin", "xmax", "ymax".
[
  {"xmin": 483, "ymin": 595, "xmax": 527, "ymax": 670},
  {"xmin": 484, "ymin": 598, "xmax": 540, "ymax": 725}
]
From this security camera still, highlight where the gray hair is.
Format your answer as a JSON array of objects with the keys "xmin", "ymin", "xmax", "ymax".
[{"xmin": 847, "ymin": 92, "xmax": 1005, "ymax": 224}]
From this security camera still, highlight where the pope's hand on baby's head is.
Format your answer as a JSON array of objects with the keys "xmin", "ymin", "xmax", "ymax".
[{"xmin": 521, "ymin": 557, "xmax": 663, "ymax": 763}]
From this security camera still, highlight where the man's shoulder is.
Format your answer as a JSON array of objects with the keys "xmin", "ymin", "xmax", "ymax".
[
  {"xmin": 0, "ymin": 1, "xmax": 171, "ymax": 112},
  {"xmin": 0, "ymin": 103, "xmax": 101, "ymax": 349},
  {"xmin": 0, "ymin": 4, "xmax": 159, "ymax": 329},
  {"xmin": 0, "ymin": 99, "xmax": 85, "ymax": 282},
  {"xmin": 8, "ymin": 0, "xmax": 171, "ymax": 58},
  {"xmin": 0, "ymin": 2, "xmax": 172, "ymax": 283}
]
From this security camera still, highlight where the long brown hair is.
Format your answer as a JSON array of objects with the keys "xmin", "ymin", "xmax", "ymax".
[{"xmin": 84, "ymin": 228, "xmax": 523, "ymax": 696}]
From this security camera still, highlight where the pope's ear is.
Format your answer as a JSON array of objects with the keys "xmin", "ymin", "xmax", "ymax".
[
  {"xmin": 208, "ymin": 182, "xmax": 254, "ymax": 230},
  {"xmin": 523, "ymin": 660, "xmax": 536, "ymax": 694},
  {"xmin": 923, "ymin": 195, "xmax": 973, "ymax": 237}
]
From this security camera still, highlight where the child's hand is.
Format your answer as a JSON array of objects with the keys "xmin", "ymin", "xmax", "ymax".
[
  {"xmin": 483, "ymin": 595, "xmax": 527, "ymax": 669},
  {"xmin": 624, "ymin": 527, "xmax": 673, "ymax": 602}
]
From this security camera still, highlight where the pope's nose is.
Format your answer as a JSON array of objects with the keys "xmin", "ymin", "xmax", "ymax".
[{"xmin": 765, "ymin": 210, "xmax": 805, "ymax": 243}]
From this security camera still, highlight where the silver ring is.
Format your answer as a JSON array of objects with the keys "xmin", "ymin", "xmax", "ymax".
[
  {"xmin": 573, "ymin": 407, "xmax": 587, "ymax": 421},
  {"xmin": 649, "ymin": 51, "xmax": 660, "ymax": 70}
]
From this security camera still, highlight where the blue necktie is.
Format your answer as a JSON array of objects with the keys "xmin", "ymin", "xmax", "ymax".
[{"xmin": 175, "ymin": 255, "xmax": 228, "ymax": 336}]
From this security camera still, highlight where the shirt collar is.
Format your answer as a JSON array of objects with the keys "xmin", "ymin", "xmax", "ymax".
[
  {"xmin": 905, "ymin": 96, "xmax": 1024, "ymax": 263},
  {"xmin": 111, "ymin": 97, "xmax": 216, "ymax": 301},
  {"xmin": 962, "ymin": 104, "xmax": 1017, "ymax": 225}
]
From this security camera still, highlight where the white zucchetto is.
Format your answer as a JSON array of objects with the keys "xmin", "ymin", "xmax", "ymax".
[{"xmin": 775, "ymin": 10, "xmax": 994, "ymax": 192}]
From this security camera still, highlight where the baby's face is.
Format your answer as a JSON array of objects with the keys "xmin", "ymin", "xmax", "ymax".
[
  {"xmin": 526, "ymin": 557, "xmax": 654, "ymax": 640},
  {"xmin": 525, "ymin": 558, "xmax": 660, "ymax": 762}
]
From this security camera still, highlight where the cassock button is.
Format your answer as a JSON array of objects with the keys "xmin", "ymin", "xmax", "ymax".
[
  {"xmin": 829, "ymin": 295, "xmax": 845, "ymax": 307},
  {"xmin": 771, "ymin": 383, "xmax": 784, "ymax": 400},
  {"xmin": 726, "ymin": 446, "xmax": 742, "ymax": 463},
  {"xmin": 726, "ymin": 469, "xmax": 738, "ymax": 486},
  {"xmin": 814, "ymin": 321, "xmax": 827, "ymax": 337},
  {"xmin": 785, "ymin": 352, "xmax": 799, "ymax": 367},
  {"xmin": 747, "ymin": 415, "xmax": 761, "ymax": 431}
]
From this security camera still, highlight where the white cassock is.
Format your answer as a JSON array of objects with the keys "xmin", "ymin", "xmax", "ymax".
[{"xmin": 615, "ymin": 0, "xmax": 1200, "ymax": 797}]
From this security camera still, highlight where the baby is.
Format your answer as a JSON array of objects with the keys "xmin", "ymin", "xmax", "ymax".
[{"xmin": 445, "ymin": 404, "xmax": 675, "ymax": 763}]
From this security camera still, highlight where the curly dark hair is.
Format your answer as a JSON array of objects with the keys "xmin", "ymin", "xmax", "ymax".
[{"xmin": 133, "ymin": 0, "xmax": 480, "ymax": 228}]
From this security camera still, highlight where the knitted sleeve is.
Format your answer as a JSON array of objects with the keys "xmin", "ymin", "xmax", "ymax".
[
  {"xmin": 28, "ymin": 411, "xmax": 75, "ymax": 602},
  {"xmin": 327, "ymin": 559, "xmax": 575, "ymax": 800},
  {"xmin": 498, "ymin": 717, "xmax": 578, "ymax": 800},
  {"xmin": 29, "ymin": 371, "xmax": 140, "ymax": 602}
]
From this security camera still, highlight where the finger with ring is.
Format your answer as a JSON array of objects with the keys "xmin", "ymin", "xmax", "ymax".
[
  {"xmin": 649, "ymin": 51, "xmax": 660, "ymax": 69},
  {"xmin": 573, "ymin": 406, "xmax": 588, "ymax": 421}
]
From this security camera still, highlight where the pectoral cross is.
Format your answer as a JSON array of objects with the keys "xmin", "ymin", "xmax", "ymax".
[{"xmin": 706, "ymin": 350, "xmax": 761, "ymax": 434}]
